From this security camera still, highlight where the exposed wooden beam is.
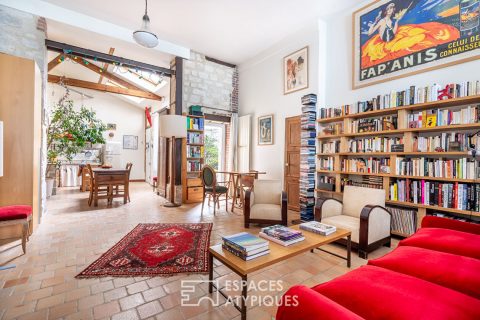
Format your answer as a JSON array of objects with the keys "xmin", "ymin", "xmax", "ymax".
[
  {"xmin": 46, "ymin": 40, "xmax": 173, "ymax": 76},
  {"xmin": 48, "ymin": 75, "xmax": 162, "ymax": 101},
  {"xmin": 48, "ymin": 54, "xmax": 64, "ymax": 71},
  {"xmin": 98, "ymin": 47, "xmax": 115, "ymax": 84}
]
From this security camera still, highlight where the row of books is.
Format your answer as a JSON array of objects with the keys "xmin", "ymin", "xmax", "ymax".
[
  {"xmin": 388, "ymin": 206, "xmax": 417, "ymax": 236},
  {"xmin": 390, "ymin": 179, "xmax": 480, "ymax": 211},
  {"xmin": 351, "ymin": 116, "xmax": 398, "ymax": 133},
  {"xmin": 186, "ymin": 160, "xmax": 202, "ymax": 172},
  {"xmin": 394, "ymin": 157, "xmax": 478, "ymax": 180},
  {"xmin": 413, "ymin": 133, "xmax": 474, "ymax": 152},
  {"xmin": 317, "ymin": 176, "xmax": 336, "ymax": 191},
  {"xmin": 187, "ymin": 116, "xmax": 204, "ymax": 130},
  {"xmin": 348, "ymin": 137, "xmax": 402, "ymax": 153},
  {"xmin": 349, "ymin": 81, "xmax": 480, "ymax": 115},
  {"xmin": 186, "ymin": 145, "xmax": 204, "ymax": 158},
  {"xmin": 430, "ymin": 212, "xmax": 479, "ymax": 224},
  {"xmin": 318, "ymin": 157, "xmax": 334, "ymax": 171},
  {"xmin": 318, "ymin": 81, "xmax": 480, "ymax": 120},
  {"xmin": 407, "ymin": 105, "xmax": 479, "ymax": 128},
  {"xmin": 319, "ymin": 141, "xmax": 340, "ymax": 154},
  {"xmin": 300, "ymin": 95, "xmax": 317, "ymax": 221},
  {"xmin": 342, "ymin": 176, "xmax": 383, "ymax": 190},
  {"xmin": 187, "ymin": 132, "xmax": 204, "ymax": 144},
  {"xmin": 341, "ymin": 158, "xmax": 391, "ymax": 174}
]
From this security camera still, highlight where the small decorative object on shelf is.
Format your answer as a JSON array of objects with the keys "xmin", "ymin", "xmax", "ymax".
[{"xmin": 300, "ymin": 94, "xmax": 317, "ymax": 221}]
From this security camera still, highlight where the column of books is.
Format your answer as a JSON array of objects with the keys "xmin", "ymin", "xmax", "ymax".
[{"xmin": 300, "ymin": 94, "xmax": 317, "ymax": 221}]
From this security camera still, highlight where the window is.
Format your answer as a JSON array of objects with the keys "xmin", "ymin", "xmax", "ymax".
[{"xmin": 204, "ymin": 121, "xmax": 226, "ymax": 171}]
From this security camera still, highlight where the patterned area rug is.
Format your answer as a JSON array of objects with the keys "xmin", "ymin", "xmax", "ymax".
[{"xmin": 76, "ymin": 223, "xmax": 212, "ymax": 278}]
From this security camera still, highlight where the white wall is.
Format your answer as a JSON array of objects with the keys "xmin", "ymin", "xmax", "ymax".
[
  {"xmin": 323, "ymin": 2, "xmax": 480, "ymax": 106},
  {"xmin": 48, "ymin": 85, "xmax": 146, "ymax": 180},
  {"xmin": 239, "ymin": 21, "xmax": 321, "ymax": 180}
]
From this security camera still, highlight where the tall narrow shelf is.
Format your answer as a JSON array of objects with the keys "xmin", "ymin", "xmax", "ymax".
[
  {"xmin": 182, "ymin": 114, "xmax": 205, "ymax": 203},
  {"xmin": 316, "ymin": 93, "xmax": 480, "ymax": 234}
]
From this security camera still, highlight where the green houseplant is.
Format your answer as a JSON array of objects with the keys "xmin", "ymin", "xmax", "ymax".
[{"xmin": 46, "ymin": 93, "xmax": 106, "ymax": 195}]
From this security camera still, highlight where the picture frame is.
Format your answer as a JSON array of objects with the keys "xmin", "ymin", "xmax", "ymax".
[
  {"xmin": 123, "ymin": 135, "xmax": 138, "ymax": 150},
  {"xmin": 353, "ymin": 0, "xmax": 480, "ymax": 89},
  {"xmin": 107, "ymin": 123, "xmax": 117, "ymax": 130},
  {"xmin": 258, "ymin": 115, "xmax": 274, "ymax": 145},
  {"xmin": 283, "ymin": 46, "xmax": 309, "ymax": 94}
]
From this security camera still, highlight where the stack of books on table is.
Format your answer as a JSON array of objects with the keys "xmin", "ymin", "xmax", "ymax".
[
  {"xmin": 222, "ymin": 232, "xmax": 269, "ymax": 261},
  {"xmin": 259, "ymin": 225, "xmax": 305, "ymax": 246},
  {"xmin": 299, "ymin": 221, "xmax": 337, "ymax": 236}
]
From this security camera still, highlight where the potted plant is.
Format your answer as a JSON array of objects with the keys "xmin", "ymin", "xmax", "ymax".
[{"xmin": 46, "ymin": 93, "xmax": 106, "ymax": 196}]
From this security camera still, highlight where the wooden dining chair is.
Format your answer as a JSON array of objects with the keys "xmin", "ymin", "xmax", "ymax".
[
  {"xmin": 239, "ymin": 174, "xmax": 255, "ymax": 208},
  {"xmin": 113, "ymin": 163, "xmax": 132, "ymax": 202},
  {"xmin": 201, "ymin": 165, "xmax": 228, "ymax": 215},
  {"xmin": 86, "ymin": 164, "xmax": 109, "ymax": 206}
]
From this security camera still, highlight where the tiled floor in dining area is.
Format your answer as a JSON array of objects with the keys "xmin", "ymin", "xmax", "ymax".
[{"xmin": 0, "ymin": 183, "xmax": 396, "ymax": 320}]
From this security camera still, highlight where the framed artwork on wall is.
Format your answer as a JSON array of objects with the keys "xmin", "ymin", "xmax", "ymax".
[
  {"xmin": 123, "ymin": 135, "xmax": 138, "ymax": 150},
  {"xmin": 258, "ymin": 114, "xmax": 274, "ymax": 145},
  {"xmin": 284, "ymin": 46, "xmax": 309, "ymax": 94},
  {"xmin": 353, "ymin": 0, "xmax": 480, "ymax": 89}
]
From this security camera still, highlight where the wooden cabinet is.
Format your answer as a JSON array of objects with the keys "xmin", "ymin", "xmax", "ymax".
[{"xmin": 0, "ymin": 54, "xmax": 42, "ymax": 238}]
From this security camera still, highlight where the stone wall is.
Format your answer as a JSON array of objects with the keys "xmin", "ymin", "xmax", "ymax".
[
  {"xmin": 182, "ymin": 51, "xmax": 237, "ymax": 114},
  {"xmin": 0, "ymin": 5, "xmax": 47, "ymax": 220}
]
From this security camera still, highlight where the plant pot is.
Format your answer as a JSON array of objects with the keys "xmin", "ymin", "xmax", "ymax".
[{"xmin": 46, "ymin": 178, "xmax": 55, "ymax": 198}]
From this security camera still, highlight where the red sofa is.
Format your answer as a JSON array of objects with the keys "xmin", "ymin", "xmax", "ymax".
[{"xmin": 277, "ymin": 216, "xmax": 480, "ymax": 320}]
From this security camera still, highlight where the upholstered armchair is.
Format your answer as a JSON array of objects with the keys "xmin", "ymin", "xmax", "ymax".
[
  {"xmin": 315, "ymin": 186, "xmax": 391, "ymax": 259},
  {"xmin": 244, "ymin": 180, "xmax": 287, "ymax": 228}
]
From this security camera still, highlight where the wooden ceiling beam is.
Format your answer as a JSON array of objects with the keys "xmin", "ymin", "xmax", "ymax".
[
  {"xmin": 48, "ymin": 54, "xmax": 64, "ymax": 71},
  {"xmin": 48, "ymin": 75, "xmax": 162, "ymax": 101},
  {"xmin": 98, "ymin": 47, "xmax": 115, "ymax": 84}
]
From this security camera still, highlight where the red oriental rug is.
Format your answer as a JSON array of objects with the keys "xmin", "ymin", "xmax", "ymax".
[{"xmin": 76, "ymin": 223, "xmax": 212, "ymax": 278}]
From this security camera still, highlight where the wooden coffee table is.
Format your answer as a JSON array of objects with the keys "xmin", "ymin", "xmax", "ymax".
[{"xmin": 208, "ymin": 226, "xmax": 351, "ymax": 320}]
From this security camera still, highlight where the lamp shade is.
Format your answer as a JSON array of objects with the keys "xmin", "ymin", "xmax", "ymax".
[
  {"xmin": 0, "ymin": 121, "xmax": 3, "ymax": 177},
  {"xmin": 158, "ymin": 115, "xmax": 187, "ymax": 138}
]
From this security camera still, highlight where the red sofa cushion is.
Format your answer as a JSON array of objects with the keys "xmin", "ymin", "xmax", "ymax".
[
  {"xmin": 399, "ymin": 227, "xmax": 480, "ymax": 259},
  {"xmin": 368, "ymin": 246, "xmax": 480, "ymax": 299},
  {"xmin": 312, "ymin": 265, "xmax": 480, "ymax": 320},
  {"xmin": 422, "ymin": 216, "xmax": 480, "ymax": 235},
  {"xmin": 276, "ymin": 285, "xmax": 364, "ymax": 320},
  {"xmin": 0, "ymin": 205, "xmax": 32, "ymax": 222}
]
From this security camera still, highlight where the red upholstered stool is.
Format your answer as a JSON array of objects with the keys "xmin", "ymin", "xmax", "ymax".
[
  {"xmin": 0, "ymin": 206, "xmax": 33, "ymax": 254},
  {"xmin": 152, "ymin": 176, "xmax": 158, "ymax": 192}
]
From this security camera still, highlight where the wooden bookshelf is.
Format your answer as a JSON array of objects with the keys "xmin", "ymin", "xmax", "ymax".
[
  {"xmin": 182, "ymin": 114, "xmax": 206, "ymax": 204},
  {"xmin": 317, "ymin": 95, "xmax": 480, "ymax": 122},
  {"xmin": 316, "ymin": 93, "xmax": 480, "ymax": 225}
]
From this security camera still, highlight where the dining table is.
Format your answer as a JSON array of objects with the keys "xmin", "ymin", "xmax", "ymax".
[
  {"xmin": 92, "ymin": 168, "xmax": 129, "ymax": 206},
  {"xmin": 216, "ymin": 170, "xmax": 266, "ymax": 212}
]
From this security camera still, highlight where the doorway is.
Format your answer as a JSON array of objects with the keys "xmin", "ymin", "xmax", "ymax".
[
  {"xmin": 284, "ymin": 116, "xmax": 301, "ymax": 211},
  {"xmin": 204, "ymin": 121, "xmax": 226, "ymax": 171}
]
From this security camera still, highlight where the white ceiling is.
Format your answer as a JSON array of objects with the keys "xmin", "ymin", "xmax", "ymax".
[{"xmin": 42, "ymin": 0, "xmax": 354, "ymax": 64}]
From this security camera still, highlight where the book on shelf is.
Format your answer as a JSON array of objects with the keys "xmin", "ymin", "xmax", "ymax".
[
  {"xmin": 221, "ymin": 244, "xmax": 270, "ymax": 261},
  {"xmin": 319, "ymin": 141, "xmax": 340, "ymax": 154},
  {"xmin": 341, "ymin": 158, "xmax": 391, "ymax": 174},
  {"xmin": 187, "ymin": 116, "xmax": 204, "ymax": 130},
  {"xmin": 395, "ymin": 157, "xmax": 477, "ymax": 179},
  {"xmin": 187, "ymin": 132, "xmax": 204, "ymax": 144},
  {"xmin": 414, "ymin": 133, "xmax": 480, "ymax": 152},
  {"xmin": 341, "ymin": 176, "xmax": 383, "ymax": 190},
  {"xmin": 407, "ymin": 105, "xmax": 479, "ymax": 128},
  {"xmin": 299, "ymin": 221, "xmax": 337, "ymax": 236},
  {"xmin": 430, "ymin": 212, "xmax": 479, "ymax": 224},
  {"xmin": 319, "ymin": 157, "xmax": 335, "ymax": 171},
  {"xmin": 390, "ymin": 179, "xmax": 479, "ymax": 211},
  {"xmin": 351, "ymin": 116, "xmax": 398, "ymax": 133},
  {"xmin": 348, "ymin": 137, "xmax": 402, "ymax": 153},
  {"xmin": 320, "ymin": 123, "xmax": 343, "ymax": 136}
]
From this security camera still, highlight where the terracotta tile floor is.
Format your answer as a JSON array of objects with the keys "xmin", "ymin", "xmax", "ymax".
[{"xmin": 0, "ymin": 183, "xmax": 396, "ymax": 320}]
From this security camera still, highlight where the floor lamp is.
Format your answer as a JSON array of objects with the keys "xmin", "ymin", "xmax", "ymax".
[{"xmin": 159, "ymin": 115, "xmax": 187, "ymax": 207}]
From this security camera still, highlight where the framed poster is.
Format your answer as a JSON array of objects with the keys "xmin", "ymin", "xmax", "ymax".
[
  {"xmin": 284, "ymin": 46, "xmax": 309, "ymax": 94},
  {"xmin": 353, "ymin": 0, "xmax": 480, "ymax": 89},
  {"xmin": 123, "ymin": 135, "xmax": 138, "ymax": 150},
  {"xmin": 258, "ymin": 115, "xmax": 274, "ymax": 145}
]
